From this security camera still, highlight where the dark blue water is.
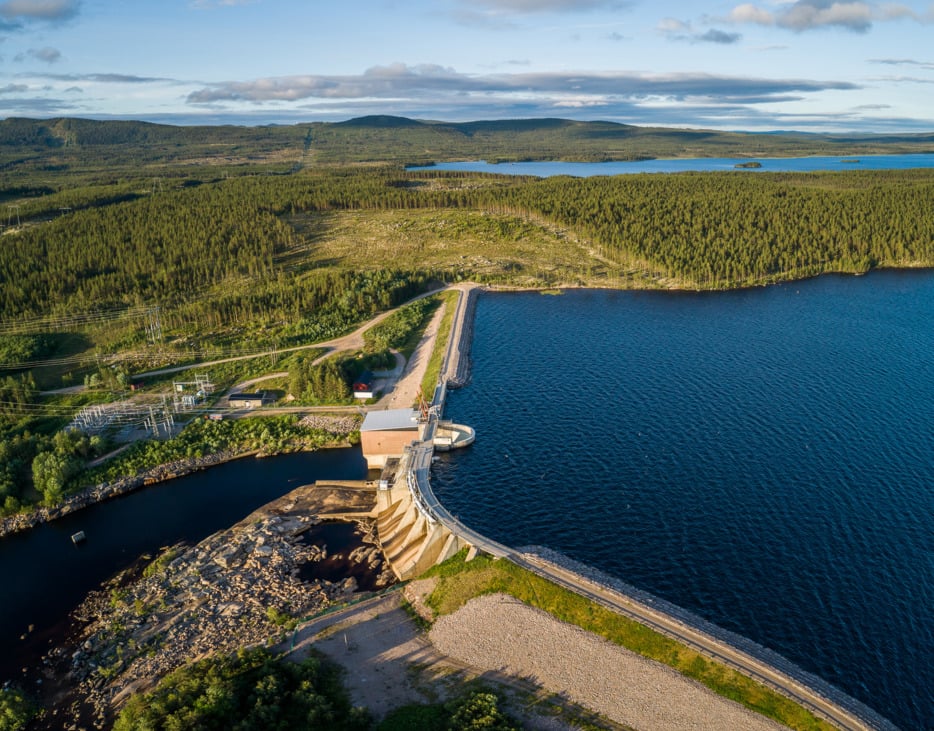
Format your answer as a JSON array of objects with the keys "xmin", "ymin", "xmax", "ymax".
[
  {"xmin": 432, "ymin": 271, "xmax": 934, "ymax": 730},
  {"xmin": 412, "ymin": 153, "xmax": 934, "ymax": 176},
  {"xmin": 0, "ymin": 447, "xmax": 367, "ymax": 681}
]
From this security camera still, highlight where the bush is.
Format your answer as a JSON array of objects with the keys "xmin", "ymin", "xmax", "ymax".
[
  {"xmin": 113, "ymin": 647, "xmax": 370, "ymax": 731},
  {"xmin": 376, "ymin": 690, "xmax": 518, "ymax": 731},
  {"xmin": 0, "ymin": 687, "xmax": 36, "ymax": 731},
  {"xmin": 448, "ymin": 691, "xmax": 519, "ymax": 731}
]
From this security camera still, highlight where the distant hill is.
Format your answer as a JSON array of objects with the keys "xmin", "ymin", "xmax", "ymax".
[
  {"xmin": 334, "ymin": 115, "xmax": 428, "ymax": 129},
  {"xmin": 310, "ymin": 116, "xmax": 934, "ymax": 164},
  {"xmin": 2, "ymin": 115, "xmax": 933, "ymax": 170},
  {"xmin": 0, "ymin": 117, "xmax": 308, "ymax": 149}
]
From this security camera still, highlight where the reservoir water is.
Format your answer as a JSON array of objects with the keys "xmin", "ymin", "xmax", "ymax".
[
  {"xmin": 0, "ymin": 447, "xmax": 367, "ymax": 682},
  {"xmin": 412, "ymin": 153, "xmax": 934, "ymax": 176},
  {"xmin": 431, "ymin": 270, "xmax": 934, "ymax": 730}
]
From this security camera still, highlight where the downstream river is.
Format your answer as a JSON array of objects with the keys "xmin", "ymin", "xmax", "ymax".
[
  {"xmin": 0, "ymin": 448, "xmax": 367, "ymax": 683},
  {"xmin": 431, "ymin": 270, "xmax": 933, "ymax": 730}
]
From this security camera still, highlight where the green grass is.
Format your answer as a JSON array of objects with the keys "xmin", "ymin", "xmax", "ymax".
[
  {"xmin": 377, "ymin": 704, "xmax": 449, "ymax": 731},
  {"xmin": 423, "ymin": 552, "xmax": 836, "ymax": 731},
  {"xmin": 420, "ymin": 290, "xmax": 459, "ymax": 399},
  {"xmin": 142, "ymin": 546, "xmax": 180, "ymax": 579},
  {"xmin": 287, "ymin": 208, "xmax": 624, "ymax": 288}
]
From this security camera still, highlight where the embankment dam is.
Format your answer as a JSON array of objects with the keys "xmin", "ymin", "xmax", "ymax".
[{"xmin": 366, "ymin": 283, "xmax": 896, "ymax": 731}]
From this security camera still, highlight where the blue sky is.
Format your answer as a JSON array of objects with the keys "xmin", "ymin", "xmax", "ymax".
[{"xmin": 1, "ymin": 0, "xmax": 933, "ymax": 131}]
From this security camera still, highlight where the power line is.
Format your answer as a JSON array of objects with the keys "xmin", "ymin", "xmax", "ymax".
[{"xmin": 0, "ymin": 306, "xmax": 152, "ymax": 335}]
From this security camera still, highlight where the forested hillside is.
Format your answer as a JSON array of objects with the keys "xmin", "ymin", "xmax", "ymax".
[
  {"xmin": 1, "ymin": 116, "xmax": 933, "ymax": 515},
  {"xmin": 4, "ymin": 116, "xmax": 934, "ymax": 173},
  {"xmin": 4, "ymin": 167, "xmax": 934, "ymax": 323}
]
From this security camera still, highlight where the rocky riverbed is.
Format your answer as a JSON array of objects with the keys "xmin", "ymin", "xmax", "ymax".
[{"xmin": 31, "ymin": 481, "xmax": 393, "ymax": 730}]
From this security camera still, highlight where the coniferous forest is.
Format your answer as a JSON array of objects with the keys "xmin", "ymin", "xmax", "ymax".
[{"xmin": 0, "ymin": 115, "xmax": 933, "ymax": 513}]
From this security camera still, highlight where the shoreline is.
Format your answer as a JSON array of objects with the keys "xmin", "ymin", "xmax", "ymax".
[
  {"xmin": 0, "ymin": 449, "xmax": 255, "ymax": 540},
  {"xmin": 28, "ymin": 482, "xmax": 393, "ymax": 730},
  {"xmin": 0, "ymin": 440, "xmax": 357, "ymax": 541}
]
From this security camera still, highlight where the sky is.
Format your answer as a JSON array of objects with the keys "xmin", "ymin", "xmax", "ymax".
[{"xmin": 1, "ymin": 0, "xmax": 933, "ymax": 132}]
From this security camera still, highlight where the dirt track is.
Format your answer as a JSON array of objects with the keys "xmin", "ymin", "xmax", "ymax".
[{"xmin": 287, "ymin": 589, "xmax": 791, "ymax": 730}]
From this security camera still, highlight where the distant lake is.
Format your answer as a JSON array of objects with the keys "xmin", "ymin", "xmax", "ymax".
[
  {"xmin": 411, "ymin": 153, "xmax": 934, "ymax": 176},
  {"xmin": 431, "ymin": 270, "xmax": 934, "ymax": 730}
]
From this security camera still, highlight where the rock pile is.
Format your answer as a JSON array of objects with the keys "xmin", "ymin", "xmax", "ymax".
[
  {"xmin": 41, "ymin": 484, "xmax": 393, "ymax": 730},
  {"xmin": 298, "ymin": 413, "xmax": 361, "ymax": 434}
]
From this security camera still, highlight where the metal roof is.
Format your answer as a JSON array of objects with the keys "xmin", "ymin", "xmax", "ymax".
[{"xmin": 360, "ymin": 408, "xmax": 420, "ymax": 432}]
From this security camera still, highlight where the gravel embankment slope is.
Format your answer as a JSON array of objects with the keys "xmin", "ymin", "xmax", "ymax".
[{"xmin": 430, "ymin": 593, "xmax": 786, "ymax": 731}]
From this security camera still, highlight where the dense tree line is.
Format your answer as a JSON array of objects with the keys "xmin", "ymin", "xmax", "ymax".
[
  {"xmin": 4, "ymin": 165, "xmax": 933, "ymax": 332},
  {"xmin": 84, "ymin": 414, "xmax": 355, "ymax": 489},
  {"xmin": 113, "ymin": 648, "xmax": 369, "ymax": 731},
  {"xmin": 0, "ymin": 183, "xmax": 291, "ymax": 317},
  {"xmin": 491, "ymin": 171, "xmax": 934, "ymax": 285},
  {"xmin": 288, "ymin": 357, "xmax": 353, "ymax": 404},
  {"xmin": 267, "ymin": 167, "xmax": 934, "ymax": 287}
]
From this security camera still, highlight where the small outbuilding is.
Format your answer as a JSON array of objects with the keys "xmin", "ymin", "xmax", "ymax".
[
  {"xmin": 227, "ymin": 391, "xmax": 269, "ymax": 409},
  {"xmin": 360, "ymin": 408, "xmax": 421, "ymax": 469},
  {"xmin": 352, "ymin": 371, "xmax": 375, "ymax": 400}
]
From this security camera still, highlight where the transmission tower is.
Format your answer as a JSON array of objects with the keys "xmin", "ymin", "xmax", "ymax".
[
  {"xmin": 7, "ymin": 205, "xmax": 21, "ymax": 228},
  {"xmin": 146, "ymin": 306, "xmax": 164, "ymax": 345}
]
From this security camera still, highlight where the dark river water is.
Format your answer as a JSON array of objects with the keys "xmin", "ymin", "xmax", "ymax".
[
  {"xmin": 431, "ymin": 270, "xmax": 934, "ymax": 730},
  {"xmin": 0, "ymin": 447, "xmax": 367, "ymax": 682}
]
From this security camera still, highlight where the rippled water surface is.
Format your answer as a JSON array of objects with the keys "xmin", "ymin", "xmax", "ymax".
[{"xmin": 431, "ymin": 271, "xmax": 934, "ymax": 730}]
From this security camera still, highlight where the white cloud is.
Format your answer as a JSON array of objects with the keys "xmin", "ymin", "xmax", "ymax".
[
  {"xmin": 186, "ymin": 64, "xmax": 857, "ymax": 108},
  {"xmin": 0, "ymin": 0, "xmax": 79, "ymax": 22},
  {"xmin": 466, "ymin": 0, "xmax": 627, "ymax": 12},
  {"xmin": 657, "ymin": 17, "xmax": 742, "ymax": 43},
  {"xmin": 657, "ymin": 17, "xmax": 691, "ymax": 34},
  {"xmin": 728, "ymin": 3, "xmax": 775, "ymax": 25},
  {"xmin": 727, "ymin": 0, "xmax": 932, "ymax": 32}
]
